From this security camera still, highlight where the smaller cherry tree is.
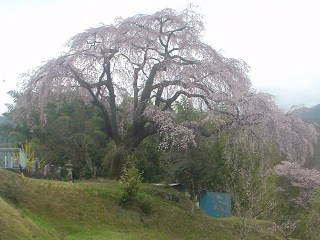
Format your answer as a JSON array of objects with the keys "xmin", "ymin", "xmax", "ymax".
[
  {"xmin": 119, "ymin": 158, "xmax": 143, "ymax": 206},
  {"xmin": 275, "ymin": 161, "xmax": 320, "ymax": 205},
  {"xmin": 275, "ymin": 161, "xmax": 320, "ymax": 189},
  {"xmin": 275, "ymin": 161, "xmax": 320, "ymax": 237}
]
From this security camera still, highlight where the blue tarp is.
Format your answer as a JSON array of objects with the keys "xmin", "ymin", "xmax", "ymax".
[{"xmin": 199, "ymin": 191, "xmax": 231, "ymax": 217}]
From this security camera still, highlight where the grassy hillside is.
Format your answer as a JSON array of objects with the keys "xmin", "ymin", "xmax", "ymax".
[
  {"xmin": 0, "ymin": 197, "xmax": 56, "ymax": 239},
  {"xmin": 0, "ymin": 169, "xmax": 286, "ymax": 240}
]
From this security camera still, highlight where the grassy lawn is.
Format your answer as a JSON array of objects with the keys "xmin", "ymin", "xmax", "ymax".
[{"xmin": 0, "ymin": 169, "xmax": 286, "ymax": 240}]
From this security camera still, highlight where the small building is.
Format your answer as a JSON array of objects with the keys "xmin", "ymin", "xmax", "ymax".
[
  {"xmin": 0, "ymin": 148, "xmax": 26, "ymax": 169},
  {"xmin": 199, "ymin": 191, "xmax": 231, "ymax": 217}
]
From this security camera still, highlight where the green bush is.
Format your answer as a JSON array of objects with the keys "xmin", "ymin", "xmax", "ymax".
[
  {"xmin": 137, "ymin": 195, "xmax": 153, "ymax": 215},
  {"xmin": 119, "ymin": 159, "xmax": 143, "ymax": 206}
]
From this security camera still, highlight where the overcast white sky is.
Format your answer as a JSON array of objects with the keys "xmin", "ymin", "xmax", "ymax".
[{"xmin": 0, "ymin": 0, "xmax": 320, "ymax": 115}]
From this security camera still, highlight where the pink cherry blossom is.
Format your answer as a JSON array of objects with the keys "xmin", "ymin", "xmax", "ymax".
[{"xmin": 13, "ymin": 6, "xmax": 317, "ymax": 162}]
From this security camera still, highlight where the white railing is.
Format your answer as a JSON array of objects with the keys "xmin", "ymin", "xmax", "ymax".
[{"xmin": 0, "ymin": 148, "xmax": 26, "ymax": 169}]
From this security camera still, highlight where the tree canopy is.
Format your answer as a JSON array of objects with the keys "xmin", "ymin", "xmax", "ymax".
[{"xmin": 15, "ymin": 7, "xmax": 317, "ymax": 165}]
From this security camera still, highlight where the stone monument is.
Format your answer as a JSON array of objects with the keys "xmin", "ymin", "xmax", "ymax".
[{"xmin": 65, "ymin": 160, "xmax": 73, "ymax": 182}]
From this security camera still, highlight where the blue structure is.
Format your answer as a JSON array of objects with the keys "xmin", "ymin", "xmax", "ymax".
[{"xmin": 199, "ymin": 191, "xmax": 231, "ymax": 217}]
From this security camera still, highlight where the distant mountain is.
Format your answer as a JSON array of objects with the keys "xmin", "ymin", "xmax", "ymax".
[
  {"xmin": 0, "ymin": 115, "xmax": 14, "ymax": 126},
  {"xmin": 302, "ymin": 104, "xmax": 320, "ymax": 123},
  {"xmin": 0, "ymin": 115, "xmax": 5, "ymax": 124},
  {"xmin": 0, "ymin": 115, "xmax": 16, "ymax": 147},
  {"xmin": 301, "ymin": 104, "xmax": 320, "ymax": 169}
]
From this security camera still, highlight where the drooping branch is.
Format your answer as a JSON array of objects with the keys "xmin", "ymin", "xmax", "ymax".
[
  {"xmin": 196, "ymin": 113, "xmax": 259, "ymax": 137},
  {"xmin": 14, "ymin": 6, "xmax": 317, "ymax": 167},
  {"xmin": 275, "ymin": 161, "xmax": 320, "ymax": 189}
]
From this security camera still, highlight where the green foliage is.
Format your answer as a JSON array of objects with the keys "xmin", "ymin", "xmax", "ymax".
[
  {"xmin": 310, "ymin": 189, "xmax": 320, "ymax": 212},
  {"xmin": 175, "ymin": 97, "xmax": 203, "ymax": 123},
  {"xmin": 305, "ymin": 189, "xmax": 320, "ymax": 239},
  {"xmin": 0, "ymin": 117, "xmax": 16, "ymax": 147},
  {"xmin": 103, "ymin": 144, "xmax": 128, "ymax": 178},
  {"xmin": 8, "ymin": 94, "xmax": 109, "ymax": 178},
  {"xmin": 225, "ymin": 151, "xmax": 282, "ymax": 219},
  {"xmin": 44, "ymin": 95, "xmax": 107, "ymax": 175},
  {"xmin": 119, "ymin": 159, "xmax": 143, "ymax": 206},
  {"xmin": 283, "ymin": 188, "xmax": 320, "ymax": 240},
  {"xmin": 164, "ymin": 135, "xmax": 227, "ymax": 199},
  {"xmin": 131, "ymin": 137, "xmax": 162, "ymax": 182},
  {"xmin": 3, "ymin": 76, "xmax": 317, "ymax": 239},
  {"xmin": 0, "ymin": 169, "xmax": 287, "ymax": 240},
  {"xmin": 136, "ymin": 194, "xmax": 153, "ymax": 215}
]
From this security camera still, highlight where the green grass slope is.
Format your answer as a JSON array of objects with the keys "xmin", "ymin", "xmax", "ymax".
[
  {"xmin": 0, "ymin": 197, "xmax": 57, "ymax": 240},
  {"xmin": 0, "ymin": 169, "xmax": 286, "ymax": 240}
]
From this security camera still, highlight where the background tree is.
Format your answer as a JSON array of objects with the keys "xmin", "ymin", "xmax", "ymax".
[
  {"xmin": 13, "ymin": 7, "xmax": 317, "ymax": 175},
  {"xmin": 0, "ymin": 116, "xmax": 16, "ymax": 147},
  {"xmin": 6, "ymin": 93, "xmax": 108, "ymax": 178},
  {"xmin": 130, "ymin": 137, "xmax": 162, "ymax": 182},
  {"xmin": 274, "ymin": 162, "xmax": 320, "ymax": 238},
  {"xmin": 304, "ymin": 188, "xmax": 320, "ymax": 239},
  {"xmin": 39, "ymin": 95, "xmax": 107, "ymax": 178}
]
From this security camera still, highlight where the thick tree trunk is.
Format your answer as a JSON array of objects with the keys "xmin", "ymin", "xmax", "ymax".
[
  {"xmin": 83, "ymin": 149, "xmax": 94, "ymax": 174},
  {"xmin": 73, "ymin": 139, "xmax": 95, "ymax": 177},
  {"xmin": 104, "ymin": 145, "xmax": 129, "ymax": 178}
]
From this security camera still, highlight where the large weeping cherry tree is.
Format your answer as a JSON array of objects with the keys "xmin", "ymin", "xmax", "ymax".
[{"xmin": 16, "ymin": 7, "xmax": 317, "ymax": 170}]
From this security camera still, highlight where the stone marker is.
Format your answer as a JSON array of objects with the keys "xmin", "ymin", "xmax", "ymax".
[{"xmin": 65, "ymin": 160, "xmax": 73, "ymax": 182}]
